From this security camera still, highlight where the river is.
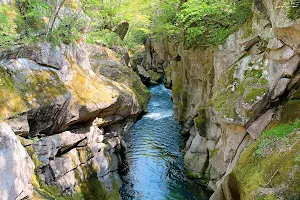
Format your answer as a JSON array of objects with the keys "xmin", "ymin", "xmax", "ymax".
[{"xmin": 120, "ymin": 83, "xmax": 212, "ymax": 200}]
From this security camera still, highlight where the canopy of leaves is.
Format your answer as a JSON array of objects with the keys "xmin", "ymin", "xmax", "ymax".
[
  {"xmin": 0, "ymin": 5, "xmax": 18, "ymax": 48},
  {"xmin": 84, "ymin": 0, "xmax": 158, "ymax": 52},
  {"xmin": 0, "ymin": 0, "xmax": 253, "ymax": 49},
  {"xmin": 152, "ymin": 0, "xmax": 253, "ymax": 48},
  {"xmin": 0, "ymin": 0, "xmax": 89, "ymax": 48}
]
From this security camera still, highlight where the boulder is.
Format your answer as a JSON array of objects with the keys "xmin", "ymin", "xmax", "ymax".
[
  {"xmin": 271, "ymin": 78, "xmax": 291, "ymax": 99},
  {"xmin": 88, "ymin": 45, "xmax": 150, "ymax": 112},
  {"xmin": 148, "ymin": 70, "xmax": 163, "ymax": 84},
  {"xmin": 0, "ymin": 43, "xmax": 67, "ymax": 70},
  {"xmin": 0, "ymin": 58, "xmax": 70, "ymax": 137},
  {"xmin": 5, "ymin": 114, "xmax": 29, "ymax": 136},
  {"xmin": 111, "ymin": 46, "xmax": 130, "ymax": 66},
  {"xmin": 247, "ymin": 110, "xmax": 274, "ymax": 140},
  {"xmin": 113, "ymin": 21, "xmax": 129, "ymax": 40},
  {"xmin": 184, "ymin": 134, "xmax": 208, "ymax": 178},
  {"xmin": 228, "ymin": 123, "xmax": 300, "ymax": 199},
  {"xmin": 0, "ymin": 122, "xmax": 34, "ymax": 200},
  {"xmin": 137, "ymin": 65, "xmax": 151, "ymax": 83}
]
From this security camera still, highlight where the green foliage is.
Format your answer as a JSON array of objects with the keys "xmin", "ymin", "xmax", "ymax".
[
  {"xmin": 1, "ymin": 0, "xmax": 254, "ymax": 49},
  {"xmin": 50, "ymin": 14, "xmax": 88, "ymax": 45},
  {"xmin": 232, "ymin": 119, "xmax": 300, "ymax": 199},
  {"xmin": 83, "ymin": 0, "xmax": 157, "ymax": 51},
  {"xmin": 0, "ymin": 0, "xmax": 89, "ymax": 47},
  {"xmin": 178, "ymin": 0, "xmax": 253, "ymax": 47},
  {"xmin": 0, "ymin": 5, "xmax": 18, "ymax": 48},
  {"xmin": 86, "ymin": 29, "xmax": 124, "ymax": 46},
  {"xmin": 151, "ymin": 0, "xmax": 181, "ymax": 41},
  {"xmin": 286, "ymin": 0, "xmax": 300, "ymax": 19},
  {"xmin": 152, "ymin": 0, "xmax": 253, "ymax": 47},
  {"xmin": 255, "ymin": 119, "xmax": 300, "ymax": 155}
]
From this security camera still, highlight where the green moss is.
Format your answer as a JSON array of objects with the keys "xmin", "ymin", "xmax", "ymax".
[
  {"xmin": 291, "ymin": 86, "xmax": 300, "ymax": 99},
  {"xmin": 77, "ymin": 147, "xmax": 93, "ymax": 164},
  {"xmin": 231, "ymin": 119, "xmax": 300, "ymax": 199},
  {"xmin": 255, "ymin": 120, "xmax": 300, "ymax": 155},
  {"xmin": 33, "ymin": 174, "xmax": 80, "ymax": 200},
  {"xmin": 79, "ymin": 173, "xmax": 121, "ymax": 200},
  {"xmin": 209, "ymin": 148, "xmax": 219, "ymax": 158},
  {"xmin": 175, "ymin": 92, "xmax": 188, "ymax": 122},
  {"xmin": 257, "ymin": 194, "xmax": 279, "ymax": 200},
  {"xmin": 97, "ymin": 64, "xmax": 151, "ymax": 112},
  {"xmin": 185, "ymin": 168, "xmax": 210, "ymax": 185},
  {"xmin": 242, "ymin": 16, "xmax": 254, "ymax": 39},
  {"xmin": 66, "ymin": 62, "xmax": 117, "ymax": 105},
  {"xmin": 25, "ymin": 145, "xmax": 43, "ymax": 168},
  {"xmin": 81, "ymin": 161, "xmax": 99, "ymax": 180},
  {"xmin": 79, "ymin": 178, "xmax": 107, "ymax": 200},
  {"xmin": 212, "ymin": 58, "xmax": 268, "ymax": 120},
  {"xmin": 288, "ymin": 1, "xmax": 300, "ymax": 19},
  {"xmin": 131, "ymin": 79, "xmax": 151, "ymax": 111},
  {"xmin": 185, "ymin": 169, "xmax": 199, "ymax": 179},
  {"xmin": 244, "ymin": 87, "xmax": 268, "ymax": 104},
  {"xmin": 172, "ymin": 76, "xmax": 189, "ymax": 122},
  {"xmin": 0, "ymin": 66, "xmax": 68, "ymax": 119},
  {"xmin": 211, "ymin": 66, "xmax": 239, "ymax": 120},
  {"xmin": 0, "ymin": 68, "xmax": 29, "ymax": 119},
  {"xmin": 281, "ymin": 100, "xmax": 300, "ymax": 123},
  {"xmin": 194, "ymin": 107, "xmax": 207, "ymax": 133},
  {"xmin": 148, "ymin": 70, "xmax": 163, "ymax": 84},
  {"xmin": 172, "ymin": 77, "xmax": 184, "ymax": 97}
]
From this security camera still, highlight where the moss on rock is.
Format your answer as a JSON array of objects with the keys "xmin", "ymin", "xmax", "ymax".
[
  {"xmin": 65, "ymin": 62, "xmax": 118, "ymax": 106},
  {"xmin": 281, "ymin": 100, "xmax": 300, "ymax": 123},
  {"xmin": 230, "ymin": 119, "xmax": 300, "ymax": 199},
  {"xmin": 0, "ymin": 63, "xmax": 68, "ymax": 119},
  {"xmin": 148, "ymin": 70, "xmax": 163, "ymax": 84},
  {"xmin": 212, "ymin": 56, "xmax": 268, "ymax": 121}
]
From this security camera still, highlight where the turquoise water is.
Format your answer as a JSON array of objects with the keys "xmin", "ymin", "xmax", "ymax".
[{"xmin": 120, "ymin": 84, "xmax": 212, "ymax": 200}]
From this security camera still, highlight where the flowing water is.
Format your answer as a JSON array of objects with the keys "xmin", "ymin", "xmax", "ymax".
[{"xmin": 120, "ymin": 83, "xmax": 212, "ymax": 200}]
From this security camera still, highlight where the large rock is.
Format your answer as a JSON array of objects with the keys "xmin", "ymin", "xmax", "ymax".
[
  {"xmin": 137, "ymin": 65, "xmax": 151, "ymax": 83},
  {"xmin": 0, "ymin": 122, "xmax": 34, "ymax": 200},
  {"xmin": 247, "ymin": 109, "xmax": 274, "ymax": 140},
  {"xmin": 0, "ymin": 43, "xmax": 149, "ymax": 133},
  {"xmin": 0, "ymin": 58, "xmax": 70, "ymax": 137},
  {"xmin": 111, "ymin": 46, "xmax": 130, "ymax": 66},
  {"xmin": 0, "ymin": 43, "xmax": 68, "ymax": 70},
  {"xmin": 113, "ymin": 21, "xmax": 129, "ymax": 40},
  {"xmin": 184, "ymin": 133, "xmax": 208, "ymax": 178},
  {"xmin": 227, "ymin": 122, "xmax": 300, "ymax": 200},
  {"xmin": 0, "ymin": 42, "xmax": 149, "ymax": 199},
  {"xmin": 28, "ymin": 121, "xmax": 124, "ymax": 199},
  {"xmin": 88, "ymin": 45, "xmax": 150, "ymax": 112}
]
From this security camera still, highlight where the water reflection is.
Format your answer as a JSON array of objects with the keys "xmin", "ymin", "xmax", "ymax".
[{"xmin": 120, "ymin": 84, "xmax": 211, "ymax": 200}]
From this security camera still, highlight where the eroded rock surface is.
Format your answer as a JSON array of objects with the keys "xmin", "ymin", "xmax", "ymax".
[
  {"xmin": 146, "ymin": 0, "xmax": 300, "ymax": 199},
  {"xmin": 0, "ymin": 42, "xmax": 149, "ymax": 199},
  {"xmin": 0, "ymin": 122, "xmax": 34, "ymax": 200}
]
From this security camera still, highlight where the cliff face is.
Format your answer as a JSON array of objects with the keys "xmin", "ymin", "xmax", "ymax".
[
  {"xmin": 147, "ymin": 0, "xmax": 300, "ymax": 199},
  {"xmin": 0, "ymin": 43, "xmax": 150, "ymax": 199}
]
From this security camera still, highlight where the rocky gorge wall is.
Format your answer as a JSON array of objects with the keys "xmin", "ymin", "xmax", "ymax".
[
  {"xmin": 147, "ymin": 0, "xmax": 300, "ymax": 199},
  {"xmin": 0, "ymin": 43, "xmax": 150, "ymax": 199}
]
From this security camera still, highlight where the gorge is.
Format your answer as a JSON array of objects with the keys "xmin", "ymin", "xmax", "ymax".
[{"xmin": 1, "ymin": 0, "xmax": 300, "ymax": 200}]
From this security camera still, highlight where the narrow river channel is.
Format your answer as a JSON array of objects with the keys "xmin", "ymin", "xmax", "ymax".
[{"xmin": 120, "ymin": 83, "xmax": 212, "ymax": 200}]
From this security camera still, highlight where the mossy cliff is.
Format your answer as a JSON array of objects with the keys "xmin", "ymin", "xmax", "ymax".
[
  {"xmin": 223, "ymin": 120, "xmax": 300, "ymax": 200},
  {"xmin": 0, "ymin": 42, "xmax": 149, "ymax": 199},
  {"xmin": 146, "ymin": 0, "xmax": 300, "ymax": 198}
]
